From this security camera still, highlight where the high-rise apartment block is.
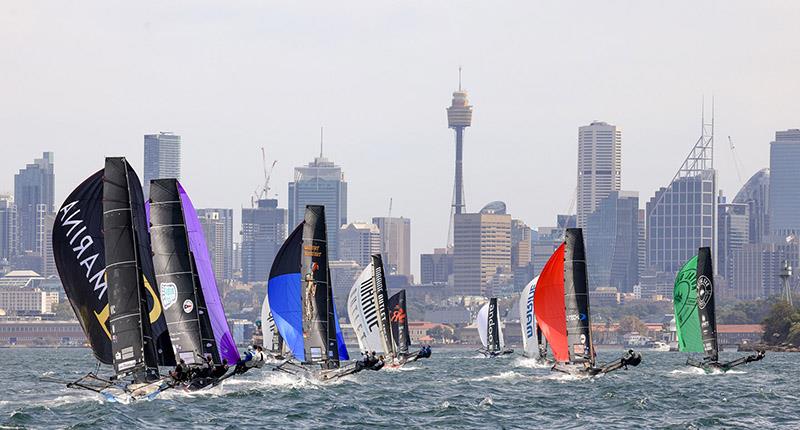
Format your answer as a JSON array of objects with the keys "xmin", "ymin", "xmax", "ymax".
[
  {"xmin": 576, "ymin": 121, "xmax": 621, "ymax": 229},
  {"xmin": 197, "ymin": 208, "xmax": 234, "ymax": 281},
  {"xmin": 241, "ymin": 199, "xmax": 287, "ymax": 283}
]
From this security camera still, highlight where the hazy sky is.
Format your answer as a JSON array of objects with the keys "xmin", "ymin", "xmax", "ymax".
[{"xmin": 1, "ymin": 1, "xmax": 799, "ymax": 278}]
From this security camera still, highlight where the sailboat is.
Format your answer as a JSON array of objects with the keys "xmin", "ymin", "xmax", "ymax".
[
  {"xmin": 268, "ymin": 205, "xmax": 360, "ymax": 381},
  {"xmin": 347, "ymin": 255, "xmax": 427, "ymax": 368},
  {"xmin": 50, "ymin": 158, "xmax": 176, "ymax": 402},
  {"xmin": 534, "ymin": 228, "xmax": 641, "ymax": 376},
  {"xmin": 477, "ymin": 298, "xmax": 514, "ymax": 357},
  {"xmin": 519, "ymin": 276, "xmax": 550, "ymax": 363},
  {"xmin": 148, "ymin": 179, "xmax": 241, "ymax": 390},
  {"xmin": 674, "ymin": 247, "xmax": 765, "ymax": 372},
  {"xmin": 260, "ymin": 290, "xmax": 286, "ymax": 360}
]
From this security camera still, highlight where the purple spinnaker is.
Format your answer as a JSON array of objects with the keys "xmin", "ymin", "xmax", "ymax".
[{"xmin": 177, "ymin": 183, "xmax": 240, "ymax": 364}]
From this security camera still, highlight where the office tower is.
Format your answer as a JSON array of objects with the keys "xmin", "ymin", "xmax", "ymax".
[
  {"xmin": 420, "ymin": 248, "xmax": 454, "ymax": 285},
  {"xmin": 329, "ymin": 260, "xmax": 363, "ymax": 310},
  {"xmin": 143, "ymin": 132, "xmax": 181, "ymax": 197},
  {"xmin": 733, "ymin": 168, "xmax": 770, "ymax": 244},
  {"xmin": 576, "ymin": 121, "xmax": 622, "ymax": 229},
  {"xmin": 511, "ymin": 219, "xmax": 534, "ymax": 288},
  {"xmin": 453, "ymin": 202, "xmax": 512, "ymax": 296},
  {"xmin": 732, "ymin": 242, "xmax": 798, "ymax": 300},
  {"xmin": 14, "ymin": 152, "xmax": 54, "ymax": 253},
  {"xmin": 769, "ymin": 129, "xmax": 800, "ymax": 237},
  {"xmin": 36, "ymin": 206, "xmax": 56, "ymax": 277},
  {"xmin": 197, "ymin": 208, "xmax": 234, "ymax": 280},
  {"xmin": 338, "ymin": 222, "xmax": 381, "ymax": 268},
  {"xmin": 241, "ymin": 199, "xmax": 287, "ymax": 283},
  {"xmin": 288, "ymin": 151, "xmax": 347, "ymax": 260},
  {"xmin": 646, "ymin": 114, "xmax": 715, "ymax": 276},
  {"xmin": 637, "ymin": 209, "xmax": 646, "ymax": 283},
  {"xmin": 446, "ymin": 69, "xmax": 473, "ymax": 247},
  {"xmin": 372, "ymin": 216, "xmax": 411, "ymax": 276},
  {"xmin": 0, "ymin": 196, "xmax": 18, "ymax": 260},
  {"xmin": 531, "ymin": 226, "xmax": 564, "ymax": 274},
  {"xmin": 585, "ymin": 191, "xmax": 640, "ymax": 292},
  {"xmin": 718, "ymin": 194, "xmax": 749, "ymax": 283}
]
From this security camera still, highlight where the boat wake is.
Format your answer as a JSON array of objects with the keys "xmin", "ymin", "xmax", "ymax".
[
  {"xmin": 514, "ymin": 357, "xmax": 551, "ymax": 369},
  {"xmin": 669, "ymin": 367, "xmax": 747, "ymax": 376},
  {"xmin": 469, "ymin": 371, "xmax": 525, "ymax": 382}
]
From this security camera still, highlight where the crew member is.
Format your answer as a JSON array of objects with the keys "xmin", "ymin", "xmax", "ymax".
[{"xmin": 211, "ymin": 359, "xmax": 229, "ymax": 378}]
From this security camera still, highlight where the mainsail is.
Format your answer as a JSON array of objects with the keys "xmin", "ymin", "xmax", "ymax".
[
  {"xmin": 388, "ymin": 290, "xmax": 410, "ymax": 355},
  {"xmin": 696, "ymin": 247, "xmax": 719, "ymax": 361},
  {"xmin": 477, "ymin": 299, "xmax": 502, "ymax": 351},
  {"xmin": 347, "ymin": 254, "xmax": 394, "ymax": 356},
  {"xmin": 268, "ymin": 205, "xmax": 349, "ymax": 366},
  {"xmin": 103, "ymin": 157, "xmax": 174, "ymax": 381},
  {"xmin": 518, "ymin": 276, "xmax": 541, "ymax": 358},
  {"xmin": 148, "ymin": 179, "xmax": 239, "ymax": 365},
  {"xmin": 533, "ymin": 229, "xmax": 594, "ymax": 365},
  {"xmin": 53, "ymin": 170, "xmax": 111, "ymax": 364},
  {"xmin": 673, "ymin": 255, "xmax": 703, "ymax": 352}
]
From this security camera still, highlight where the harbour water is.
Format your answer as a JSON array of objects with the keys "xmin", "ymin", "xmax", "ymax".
[{"xmin": 0, "ymin": 347, "xmax": 796, "ymax": 429}]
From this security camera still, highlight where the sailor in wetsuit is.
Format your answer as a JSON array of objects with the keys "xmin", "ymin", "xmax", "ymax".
[
  {"xmin": 252, "ymin": 346, "xmax": 266, "ymax": 369},
  {"xmin": 170, "ymin": 359, "xmax": 189, "ymax": 382},
  {"xmin": 198, "ymin": 354, "xmax": 214, "ymax": 378},
  {"xmin": 234, "ymin": 345, "xmax": 256, "ymax": 374},
  {"xmin": 211, "ymin": 359, "xmax": 229, "ymax": 379}
]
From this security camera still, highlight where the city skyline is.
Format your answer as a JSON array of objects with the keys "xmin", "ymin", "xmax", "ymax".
[{"xmin": 1, "ymin": 2, "xmax": 798, "ymax": 279}]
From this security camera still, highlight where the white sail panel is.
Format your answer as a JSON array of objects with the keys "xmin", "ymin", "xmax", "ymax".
[
  {"xmin": 518, "ymin": 276, "xmax": 539, "ymax": 357},
  {"xmin": 346, "ymin": 261, "xmax": 388, "ymax": 354},
  {"xmin": 477, "ymin": 303, "xmax": 489, "ymax": 348}
]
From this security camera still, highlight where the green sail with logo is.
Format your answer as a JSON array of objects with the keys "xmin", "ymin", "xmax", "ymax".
[{"xmin": 673, "ymin": 256, "xmax": 704, "ymax": 352}]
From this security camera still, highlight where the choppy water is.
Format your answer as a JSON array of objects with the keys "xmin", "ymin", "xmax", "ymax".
[{"xmin": 0, "ymin": 347, "xmax": 797, "ymax": 429}]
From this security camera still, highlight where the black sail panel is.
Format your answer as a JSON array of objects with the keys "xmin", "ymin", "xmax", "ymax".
[
  {"xmin": 149, "ymin": 179, "xmax": 206, "ymax": 364},
  {"xmin": 104, "ymin": 158, "xmax": 151, "ymax": 379},
  {"xmin": 564, "ymin": 228, "xmax": 594, "ymax": 365},
  {"xmin": 301, "ymin": 205, "xmax": 338, "ymax": 367},
  {"xmin": 52, "ymin": 170, "xmax": 112, "ymax": 364},
  {"xmin": 372, "ymin": 254, "xmax": 395, "ymax": 356},
  {"xmin": 696, "ymin": 247, "xmax": 719, "ymax": 362},
  {"xmin": 388, "ymin": 290, "xmax": 410, "ymax": 355},
  {"xmin": 487, "ymin": 298, "xmax": 500, "ymax": 352}
]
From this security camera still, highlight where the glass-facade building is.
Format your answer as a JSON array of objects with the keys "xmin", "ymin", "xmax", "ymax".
[
  {"xmin": 14, "ymin": 152, "xmax": 55, "ymax": 254},
  {"xmin": 241, "ymin": 199, "xmax": 287, "ymax": 283},
  {"xmin": 143, "ymin": 132, "xmax": 181, "ymax": 198},
  {"xmin": 585, "ymin": 191, "xmax": 639, "ymax": 292},
  {"xmin": 288, "ymin": 155, "xmax": 347, "ymax": 260},
  {"xmin": 768, "ymin": 129, "xmax": 800, "ymax": 237},
  {"xmin": 646, "ymin": 171, "xmax": 716, "ymax": 276},
  {"xmin": 733, "ymin": 168, "xmax": 770, "ymax": 244},
  {"xmin": 197, "ymin": 208, "xmax": 234, "ymax": 281}
]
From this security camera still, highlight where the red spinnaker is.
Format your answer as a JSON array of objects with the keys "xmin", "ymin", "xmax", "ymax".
[{"xmin": 533, "ymin": 243, "xmax": 569, "ymax": 362}]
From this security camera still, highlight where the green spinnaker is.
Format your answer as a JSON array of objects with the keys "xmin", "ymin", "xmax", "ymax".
[{"xmin": 673, "ymin": 255, "xmax": 704, "ymax": 352}]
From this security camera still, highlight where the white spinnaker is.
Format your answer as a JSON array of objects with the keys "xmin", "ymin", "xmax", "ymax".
[
  {"xmin": 261, "ymin": 287, "xmax": 278, "ymax": 351},
  {"xmin": 347, "ymin": 261, "xmax": 388, "ymax": 354},
  {"xmin": 518, "ymin": 276, "xmax": 540, "ymax": 357},
  {"xmin": 477, "ymin": 302, "xmax": 489, "ymax": 349}
]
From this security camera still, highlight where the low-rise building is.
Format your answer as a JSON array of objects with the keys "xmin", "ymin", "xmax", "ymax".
[{"xmin": 0, "ymin": 317, "xmax": 84, "ymax": 346}]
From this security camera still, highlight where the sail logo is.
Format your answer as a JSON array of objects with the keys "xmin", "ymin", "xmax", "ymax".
[
  {"xmin": 160, "ymin": 282, "xmax": 177, "ymax": 309},
  {"xmin": 566, "ymin": 313, "xmax": 586, "ymax": 322},
  {"xmin": 525, "ymin": 288, "xmax": 535, "ymax": 338},
  {"xmin": 58, "ymin": 200, "xmax": 107, "ymax": 302},
  {"xmin": 390, "ymin": 306, "xmax": 406, "ymax": 323},
  {"xmin": 183, "ymin": 299, "xmax": 194, "ymax": 314},
  {"xmin": 697, "ymin": 275, "xmax": 713, "ymax": 309}
]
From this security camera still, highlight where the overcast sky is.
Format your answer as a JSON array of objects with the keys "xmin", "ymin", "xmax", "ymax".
[{"xmin": 1, "ymin": 1, "xmax": 798, "ymax": 279}]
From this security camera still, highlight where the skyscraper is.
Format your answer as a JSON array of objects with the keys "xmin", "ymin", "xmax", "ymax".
[
  {"xmin": 14, "ymin": 152, "xmax": 54, "ymax": 253},
  {"xmin": 143, "ymin": 132, "xmax": 181, "ymax": 197},
  {"xmin": 717, "ymin": 194, "xmax": 749, "ymax": 283},
  {"xmin": 645, "ymin": 114, "xmax": 715, "ymax": 276},
  {"xmin": 0, "ymin": 196, "xmax": 18, "ymax": 261},
  {"xmin": 420, "ymin": 248, "xmax": 454, "ymax": 285},
  {"xmin": 338, "ymin": 222, "xmax": 381, "ymax": 268},
  {"xmin": 768, "ymin": 129, "xmax": 800, "ymax": 237},
  {"xmin": 288, "ymin": 151, "xmax": 347, "ymax": 260},
  {"xmin": 197, "ymin": 208, "xmax": 234, "ymax": 281},
  {"xmin": 241, "ymin": 199, "xmax": 287, "ymax": 283},
  {"xmin": 372, "ymin": 216, "xmax": 411, "ymax": 277},
  {"xmin": 577, "ymin": 121, "xmax": 622, "ymax": 229},
  {"xmin": 453, "ymin": 202, "xmax": 511, "ymax": 296},
  {"xmin": 446, "ymin": 69, "xmax": 473, "ymax": 247},
  {"xmin": 585, "ymin": 191, "xmax": 640, "ymax": 292}
]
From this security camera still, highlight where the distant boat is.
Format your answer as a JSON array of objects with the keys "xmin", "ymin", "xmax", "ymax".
[
  {"xmin": 534, "ymin": 228, "xmax": 641, "ymax": 376},
  {"xmin": 268, "ymin": 205, "xmax": 362, "ymax": 381},
  {"xmin": 518, "ymin": 275, "xmax": 551, "ymax": 363},
  {"xmin": 644, "ymin": 341, "xmax": 671, "ymax": 352},
  {"xmin": 673, "ymin": 247, "xmax": 765, "ymax": 372},
  {"xmin": 477, "ymin": 297, "xmax": 514, "ymax": 357},
  {"xmin": 347, "ymin": 254, "xmax": 429, "ymax": 368},
  {"xmin": 148, "ymin": 179, "xmax": 241, "ymax": 390},
  {"xmin": 49, "ymin": 158, "xmax": 176, "ymax": 402}
]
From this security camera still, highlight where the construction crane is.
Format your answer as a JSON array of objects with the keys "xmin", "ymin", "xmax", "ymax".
[
  {"xmin": 252, "ymin": 147, "xmax": 277, "ymax": 206},
  {"xmin": 387, "ymin": 197, "xmax": 393, "ymax": 218},
  {"xmin": 728, "ymin": 136, "xmax": 744, "ymax": 185}
]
